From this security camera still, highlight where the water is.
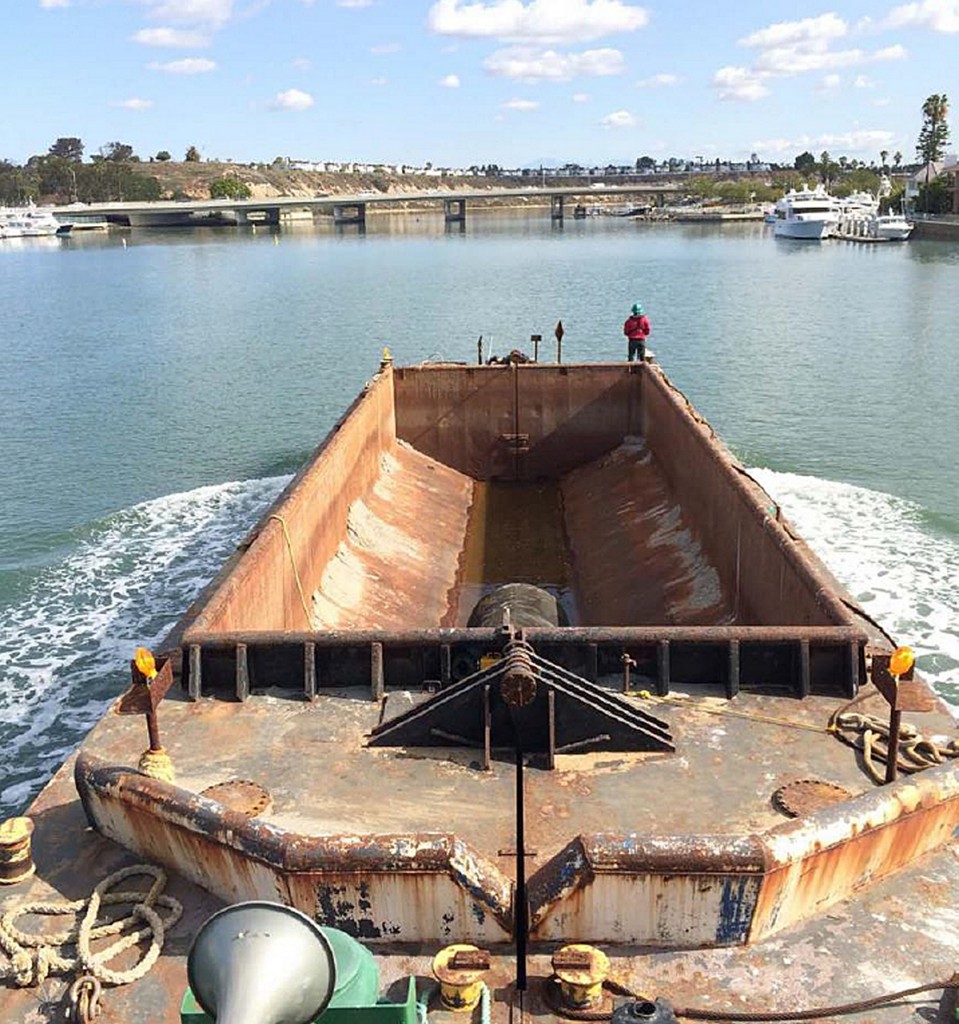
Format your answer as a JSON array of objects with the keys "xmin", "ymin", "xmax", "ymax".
[{"xmin": 2, "ymin": 214, "xmax": 958, "ymax": 816}]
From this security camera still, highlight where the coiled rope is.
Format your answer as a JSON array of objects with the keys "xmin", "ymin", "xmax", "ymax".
[
  {"xmin": 0, "ymin": 863, "xmax": 182, "ymax": 989},
  {"xmin": 831, "ymin": 711, "xmax": 959, "ymax": 784}
]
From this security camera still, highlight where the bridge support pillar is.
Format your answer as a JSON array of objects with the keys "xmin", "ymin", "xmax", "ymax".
[
  {"xmin": 550, "ymin": 194, "xmax": 565, "ymax": 221},
  {"xmin": 333, "ymin": 203, "xmax": 366, "ymax": 226},
  {"xmin": 444, "ymin": 198, "xmax": 467, "ymax": 223}
]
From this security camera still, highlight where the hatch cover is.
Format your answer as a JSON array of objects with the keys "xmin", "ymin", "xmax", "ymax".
[
  {"xmin": 773, "ymin": 779, "xmax": 853, "ymax": 818},
  {"xmin": 200, "ymin": 780, "xmax": 273, "ymax": 818}
]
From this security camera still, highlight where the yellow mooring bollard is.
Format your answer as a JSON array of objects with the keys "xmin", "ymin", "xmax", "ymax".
[{"xmin": 0, "ymin": 817, "xmax": 36, "ymax": 885}]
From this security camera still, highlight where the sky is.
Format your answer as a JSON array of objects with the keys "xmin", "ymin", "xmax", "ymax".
[{"xmin": 5, "ymin": 0, "xmax": 957, "ymax": 168}]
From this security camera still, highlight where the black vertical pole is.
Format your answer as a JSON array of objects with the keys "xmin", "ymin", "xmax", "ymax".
[{"xmin": 515, "ymin": 744, "xmax": 528, "ymax": 991}]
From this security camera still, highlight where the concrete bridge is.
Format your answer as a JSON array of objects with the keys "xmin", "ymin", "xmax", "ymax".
[{"xmin": 54, "ymin": 184, "xmax": 682, "ymax": 229}]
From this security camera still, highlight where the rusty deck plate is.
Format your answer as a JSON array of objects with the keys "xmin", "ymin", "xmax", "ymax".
[
  {"xmin": 198, "ymin": 780, "xmax": 272, "ymax": 818},
  {"xmin": 773, "ymin": 778, "xmax": 855, "ymax": 818}
]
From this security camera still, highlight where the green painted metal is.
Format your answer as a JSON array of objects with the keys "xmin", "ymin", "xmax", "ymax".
[{"xmin": 180, "ymin": 926, "xmax": 416, "ymax": 1024}]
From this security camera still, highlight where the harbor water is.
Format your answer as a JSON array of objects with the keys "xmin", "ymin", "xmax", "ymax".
[{"xmin": 2, "ymin": 213, "xmax": 958, "ymax": 817}]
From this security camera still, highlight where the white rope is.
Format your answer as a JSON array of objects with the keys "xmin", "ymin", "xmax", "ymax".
[{"xmin": 0, "ymin": 863, "xmax": 182, "ymax": 988}]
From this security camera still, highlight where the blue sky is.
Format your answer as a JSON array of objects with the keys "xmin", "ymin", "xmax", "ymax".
[{"xmin": 6, "ymin": 0, "xmax": 957, "ymax": 167}]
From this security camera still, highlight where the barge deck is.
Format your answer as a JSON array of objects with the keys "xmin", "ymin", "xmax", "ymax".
[{"xmin": 3, "ymin": 358, "xmax": 958, "ymax": 1024}]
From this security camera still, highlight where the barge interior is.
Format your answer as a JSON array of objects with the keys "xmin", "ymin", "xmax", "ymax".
[{"xmin": 6, "ymin": 360, "xmax": 959, "ymax": 1024}]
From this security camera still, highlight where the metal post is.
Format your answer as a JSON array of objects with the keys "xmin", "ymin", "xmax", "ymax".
[
  {"xmin": 514, "ymin": 744, "xmax": 528, "ymax": 991},
  {"xmin": 656, "ymin": 639, "xmax": 670, "ymax": 696},
  {"xmin": 886, "ymin": 678, "xmax": 901, "ymax": 784},
  {"xmin": 304, "ymin": 641, "xmax": 317, "ymax": 701},
  {"xmin": 531, "ymin": 334, "xmax": 541, "ymax": 362},
  {"xmin": 477, "ymin": 336, "xmax": 484, "ymax": 365},
  {"xmin": 188, "ymin": 644, "xmax": 202, "ymax": 701},
  {"xmin": 235, "ymin": 642, "xmax": 250, "ymax": 702},
  {"xmin": 371, "ymin": 642, "xmax": 384, "ymax": 701},
  {"xmin": 622, "ymin": 652, "xmax": 635, "ymax": 693}
]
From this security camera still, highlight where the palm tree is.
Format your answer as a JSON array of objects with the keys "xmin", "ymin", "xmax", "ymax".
[
  {"xmin": 893, "ymin": 151, "xmax": 902, "ymax": 170},
  {"xmin": 880, "ymin": 149, "xmax": 889, "ymax": 170},
  {"xmin": 917, "ymin": 94, "xmax": 950, "ymax": 212}
]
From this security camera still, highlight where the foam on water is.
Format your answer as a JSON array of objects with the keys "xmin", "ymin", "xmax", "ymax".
[
  {"xmin": 751, "ymin": 468, "xmax": 959, "ymax": 713},
  {"xmin": 0, "ymin": 475, "xmax": 290, "ymax": 816}
]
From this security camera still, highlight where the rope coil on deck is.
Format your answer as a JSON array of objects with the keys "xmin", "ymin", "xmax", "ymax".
[
  {"xmin": 832, "ymin": 711, "xmax": 959, "ymax": 783},
  {"xmin": 0, "ymin": 864, "xmax": 182, "ymax": 989}
]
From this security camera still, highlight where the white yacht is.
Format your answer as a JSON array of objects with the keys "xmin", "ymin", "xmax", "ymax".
[
  {"xmin": 0, "ymin": 203, "xmax": 70, "ymax": 238},
  {"xmin": 772, "ymin": 185, "xmax": 840, "ymax": 239},
  {"xmin": 836, "ymin": 191, "xmax": 913, "ymax": 242},
  {"xmin": 873, "ymin": 212, "xmax": 913, "ymax": 241}
]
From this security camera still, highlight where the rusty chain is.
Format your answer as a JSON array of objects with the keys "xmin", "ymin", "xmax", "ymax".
[{"xmin": 66, "ymin": 974, "xmax": 101, "ymax": 1024}]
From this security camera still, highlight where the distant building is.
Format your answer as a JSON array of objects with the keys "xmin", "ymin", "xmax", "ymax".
[{"xmin": 906, "ymin": 155, "xmax": 959, "ymax": 213}]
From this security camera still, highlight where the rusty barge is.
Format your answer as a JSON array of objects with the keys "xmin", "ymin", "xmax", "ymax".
[{"xmin": 3, "ymin": 356, "xmax": 959, "ymax": 1024}]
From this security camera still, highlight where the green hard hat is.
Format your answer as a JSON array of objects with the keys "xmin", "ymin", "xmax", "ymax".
[{"xmin": 632, "ymin": 302, "xmax": 644, "ymax": 315}]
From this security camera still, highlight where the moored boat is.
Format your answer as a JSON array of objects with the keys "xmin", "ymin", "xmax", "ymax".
[
  {"xmin": 0, "ymin": 203, "xmax": 70, "ymax": 238},
  {"xmin": 2, "ymin": 354, "xmax": 958, "ymax": 1023},
  {"xmin": 772, "ymin": 184, "xmax": 840, "ymax": 239},
  {"xmin": 873, "ymin": 211, "xmax": 914, "ymax": 241}
]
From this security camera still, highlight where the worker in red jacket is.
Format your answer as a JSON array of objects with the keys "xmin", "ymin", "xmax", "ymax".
[{"xmin": 623, "ymin": 302, "xmax": 651, "ymax": 362}]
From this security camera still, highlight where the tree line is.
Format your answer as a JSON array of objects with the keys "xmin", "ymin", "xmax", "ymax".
[{"xmin": 0, "ymin": 139, "xmax": 207, "ymax": 205}]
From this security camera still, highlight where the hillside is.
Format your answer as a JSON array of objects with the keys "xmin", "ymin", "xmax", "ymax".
[{"xmin": 147, "ymin": 161, "xmax": 522, "ymax": 200}]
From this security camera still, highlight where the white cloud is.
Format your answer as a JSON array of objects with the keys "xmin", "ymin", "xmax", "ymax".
[
  {"xmin": 572, "ymin": 91, "xmax": 589, "ymax": 101},
  {"xmin": 816, "ymin": 73, "xmax": 842, "ymax": 93},
  {"xmin": 147, "ymin": 0, "xmax": 234, "ymax": 25},
  {"xmin": 873, "ymin": 97, "xmax": 892, "ymax": 106},
  {"xmin": 884, "ymin": 0, "xmax": 959, "ymax": 32},
  {"xmin": 371, "ymin": 76, "xmax": 388, "ymax": 85},
  {"xmin": 713, "ymin": 66, "xmax": 769, "ymax": 101},
  {"xmin": 725, "ymin": 12, "xmax": 906, "ymax": 89},
  {"xmin": 872, "ymin": 43, "xmax": 908, "ymax": 59},
  {"xmin": 292, "ymin": 57, "xmax": 313, "ymax": 70},
  {"xmin": 270, "ymin": 88, "xmax": 315, "ymax": 111},
  {"xmin": 427, "ymin": 0, "xmax": 649, "ymax": 44},
  {"xmin": 754, "ymin": 43, "xmax": 905, "ymax": 74},
  {"xmin": 635, "ymin": 72, "xmax": 680, "ymax": 87},
  {"xmin": 371, "ymin": 42, "xmax": 401, "ymax": 53},
  {"xmin": 600, "ymin": 109, "xmax": 636, "ymax": 127},
  {"xmin": 147, "ymin": 57, "xmax": 217, "ymax": 73},
  {"xmin": 502, "ymin": 97, "xmax": 540, "ymax": 111},
  {"xmin": 854, "ymin": 73, "xmax": 875, "ymax": 87},
  {"xmin": 112, "ymin": 98, "xmax": 154, "ymax": 110},
  {"xmin": 753, "ymin": 128, "xmax": 896, "ymax": 156},
  {"xmin": 739, "ymin": 12, "xmax": 847, "ymax": 49},
  {"xmin": 337, "ymin": 0, "xmax": 373, "ymax": 6},
  {"xmin": 40, "ymin": 0, "xmax": 70, "ymax": 8},
  {"xmin": 484, "ymin": 45, "xmax": 624, "ymax": 80},
  {"xmin": 439, "ymin": 73, "xmax": 461, "ymax": 87},
  {"xmin": 132, "ymin": 27, "xmax": 211, "ymax": 46}
]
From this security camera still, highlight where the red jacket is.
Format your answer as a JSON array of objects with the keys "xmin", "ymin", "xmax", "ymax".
[{"xmin": 624, "ymin": 314, "xmax": 650, "ymax": 340}]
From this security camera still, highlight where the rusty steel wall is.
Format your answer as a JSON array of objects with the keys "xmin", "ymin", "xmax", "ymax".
[
  {"xmin": 749, "ymin": 760, "xmax": 959, "ymax": 939},
  {"xmin": 311, "ymin": 442, "xmax": 473, "ymax": 630},
  {"xmin": 75, "ymin": 750, "xmax": 959, "ymax": 948},
  {"xmin": 76, "ymin": 753, "xmax": 513, "ymax": 945},
  {"xmin": 186, "ymin": 370, "xmax": 397, "ymax": 634},
  {"xmin": 561, "ymin": 439, "xmax": 735, "ymax": 626},
  {"xmin": 393, "ymin": 363, "xmax": 643, "ymax": 480},
  {"xmin": 523, "ymin": 763, "xmax": 959, "ymax": 946},
  {"xmin": 641, "ymin": 367, "xmax": 846, "ymax": 627}
]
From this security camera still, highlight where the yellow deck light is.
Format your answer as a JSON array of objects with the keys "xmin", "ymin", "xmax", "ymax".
[
  {"xmin": 889, "ymin": 646, "xmax": 915, "ymax": 678},
  {"xmin": 134, "ymin": 646, "xmax": 158, "ymax": 681}
]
